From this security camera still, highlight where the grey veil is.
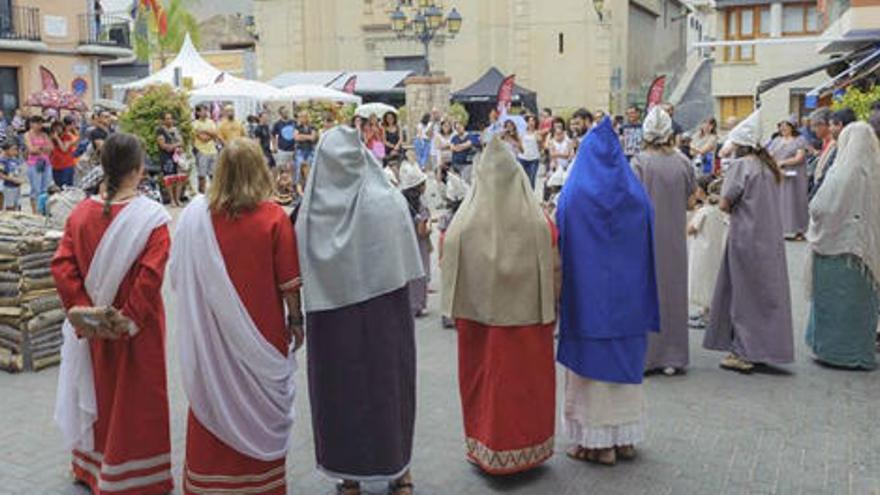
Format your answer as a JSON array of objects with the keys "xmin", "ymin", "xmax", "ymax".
[{"xmin": 295, "ymin": 126, "xmax": 424, "ymax": 312}]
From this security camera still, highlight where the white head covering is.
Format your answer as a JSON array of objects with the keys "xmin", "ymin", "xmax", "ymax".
[
  {"xmin": 807, "ymin": 121, "xmax": 880, "ymax": 292},
  {"xmin": 642, "ymin": 106, "xmax": 673, "ymax": 144},
  {"xmin": 546, "ymin": 164, "xmax": 568, "ymax": 188},
  {"xmin": 296, "ymin": 126, "xmax": 424, "ymax": 312},
  {"xmin": 441, "ymin": 137, "xmax": 556, "ymax": 326},
  {"xmin": 445, "ymin": 171, "xmax": 468, "ymax": 202},
  {"xmin": 726, "ymin": 108, "xmax": 762, "ymax": 148},
  {"xmin": 398, "ymin": 162, "xmax": 427, "ymax": 191}
]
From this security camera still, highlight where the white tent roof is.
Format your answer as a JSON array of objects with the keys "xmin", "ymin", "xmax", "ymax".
[
  {"xmin": 114, "ymin": 34, "xmax": 222, "ymax": 90},
  {"xmin": 267, "ymin": 71, "xmax": 344, "ymax": 88},
  {"xmin": 329, "ymin": 71, "xmax": 412, "ymax": 93},
  {"xmin": 279, "ymin": 84, "xmax": 362, "ymax": 104},
  {"xmin": 190, "ymin": 75, "xmax": 288, "ymax": 103},
  {"xmin": 266, "ymin": 71, "xmax": 412, "ymax": 94}
]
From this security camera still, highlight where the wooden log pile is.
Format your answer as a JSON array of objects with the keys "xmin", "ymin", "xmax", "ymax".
[{"xmin": 0, "ymin": 212, "xmax": 64, "ymax": 372}]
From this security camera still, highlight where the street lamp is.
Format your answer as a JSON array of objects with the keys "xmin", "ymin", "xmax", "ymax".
[
  {"xmin": 447, "ymin": 8, "xmax": 462, "ymax": 34},
  {"xmin": 389, "ymin": 1, "xmax": 463, "ymax": 75},
  {"xmin": 390, "ymin": 8, "xmax": 407, "ymax": 32},
  {"xmin": 592, "ymin": 0, "xmax": 606, "ymax": 22}
]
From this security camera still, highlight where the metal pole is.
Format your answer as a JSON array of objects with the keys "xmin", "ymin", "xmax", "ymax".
[{"xmin": 423, "ymin": 35, "xmax": 431, "ymax": 75}]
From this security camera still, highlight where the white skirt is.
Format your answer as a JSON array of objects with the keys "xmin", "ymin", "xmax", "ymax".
[{"xmin": 562, "ymin": 371, "xmax": 645, "ymax": 449}]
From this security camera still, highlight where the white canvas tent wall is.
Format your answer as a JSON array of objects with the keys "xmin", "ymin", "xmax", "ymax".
[
  {"xmin": 190, "ymin": 75, "xmax": 290, "ymax": 118},
  {"xmin": 114, "ymin": 34, "xmax": 222, "ymax": 91}
]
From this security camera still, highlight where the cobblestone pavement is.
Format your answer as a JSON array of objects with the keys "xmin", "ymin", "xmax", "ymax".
[{"xmin": 2, "ymin": 240, "xmax": 879, "ymax": 495}]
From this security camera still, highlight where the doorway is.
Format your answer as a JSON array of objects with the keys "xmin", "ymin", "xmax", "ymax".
[{"xmin": 0, "ymin": 67, "xmax": 19, "ymax": 119}]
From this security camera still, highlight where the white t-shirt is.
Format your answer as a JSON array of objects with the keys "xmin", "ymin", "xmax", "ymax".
[
  {"xmin": 519, "ymin": 131, "xmax": 541, "ymax": 161},
  {"xmin": 550, "ymin": 136, "xmax": 572, "ymax": 171},
  {"xmin": 417, "ymin": 123, "xmax": 430, "ymax": 140}
]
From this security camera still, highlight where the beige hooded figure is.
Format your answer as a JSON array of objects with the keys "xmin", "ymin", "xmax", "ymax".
[{"xmin": 440, "ymin": 136, "xmax": 559, "ymax": 475}]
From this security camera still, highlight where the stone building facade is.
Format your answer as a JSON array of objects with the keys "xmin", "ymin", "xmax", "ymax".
[{"xmin": 253, "ymin": 0, "xmax": 690, "ymax": 114}]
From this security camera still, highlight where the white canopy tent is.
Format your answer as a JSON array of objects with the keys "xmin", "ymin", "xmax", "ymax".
[
  {"xmin": 190, "ymin": 75, "xmax": 289, "ymax": 117},
  {"xmin": 279, "ymin": 85, "xmax": 362, "ymax": 105},
  {"xmin": 114, "ymin": 34, "xmax": 222, "ymax": 91},
  {"xmin": 267, "ymin": 71, "xmax": 344, "ymax": 88}
]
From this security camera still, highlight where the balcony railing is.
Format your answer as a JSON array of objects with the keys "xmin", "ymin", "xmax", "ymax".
[
  {"xmin": 0, "ymin": 6, "xmax": 42, "ymax": 42},
  {"xmin": 79, "ymin": 14, "xmax": 131, "ymax": 49}
]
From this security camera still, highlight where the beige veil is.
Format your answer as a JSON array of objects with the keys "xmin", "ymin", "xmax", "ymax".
[{"xmin": 441, "ymin": 137, "xmax": 556, "ymax": 326}]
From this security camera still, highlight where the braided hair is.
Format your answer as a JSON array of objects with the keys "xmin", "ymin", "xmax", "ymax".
[
  {"xmin": 100, "ymin": 133, "xmax": 144, "ymax": 216},
  {"xmin": 734, "ymin": 144, "xmax": 782, "ymax": 183}
]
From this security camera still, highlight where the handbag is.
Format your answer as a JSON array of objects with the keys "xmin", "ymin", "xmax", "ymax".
[
  {"xmin": 35, "ymin": 157, "xmax": 48, "ymax": 174},
  {"xmin": 177, "ymin": 153, "xmax": 194, "ymax": 174}
]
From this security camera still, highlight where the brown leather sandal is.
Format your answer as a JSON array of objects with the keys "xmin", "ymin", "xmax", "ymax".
[
  {"xmin": 389, "ymin": 473, "xmax": 414, "ymax": 495},
  {"xmin": 566, "ymin": 445, "xmax": 590, "ymax": 461},
  {"xmin": 336, "ymin": 481, "xmax": 361, "ymax": 495},
  {"xmin": 616, "ymin": 445, "xmax": 637, "ymax": 460},
  {"xmin": 587, "ymin": 448, "xmax": 617, "ymax": 466}
]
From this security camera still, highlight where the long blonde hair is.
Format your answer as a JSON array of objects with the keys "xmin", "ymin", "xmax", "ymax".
[{"xmin": 208, "ymin": 138, "xmax": 273, "ymax": 216}]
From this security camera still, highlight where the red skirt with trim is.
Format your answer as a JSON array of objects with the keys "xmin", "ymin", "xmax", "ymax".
[
  {"xmin": 72, "ymin": 449, "xmax": 172, "ymax": 495},
  {"xmin": 457, "ymin": 319, "xmax": 556, "ymax": 475},
  {"xmin": 183, "ymin": 409, "xmax": 287, "ymax": 495}
]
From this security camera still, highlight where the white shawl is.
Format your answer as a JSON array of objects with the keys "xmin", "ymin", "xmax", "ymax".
[
  {"xmin": 55, "ymin": 196, "xmax": 171, "ymax": 451},
  {"xmin": 170, "ymin": 196, "xmax": 297, "ymax": 461},
  {"xmin": 807, "ymin": 122, "xmax": 880, "ymax": 292}
]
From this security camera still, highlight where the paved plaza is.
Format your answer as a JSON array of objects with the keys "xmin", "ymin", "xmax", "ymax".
[{"xmin": 1, "ymin": 240, "xmax": 879, "ymax": 495}]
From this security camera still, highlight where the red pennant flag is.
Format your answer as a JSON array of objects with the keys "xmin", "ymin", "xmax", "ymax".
[
  {"xmin": 646, "ymin": 75, "xmax": 667, "ymax": 111},
  {"xmin": 39, "ymin": 66, "xmax": 59, "ymax": 91},
  {"xmin": 342, "ymin": 75, "xmax": 357, "ymax": 94},
  {"xmin": 496, "ymin": 74, "xmax": 515, "ymax": 114}
]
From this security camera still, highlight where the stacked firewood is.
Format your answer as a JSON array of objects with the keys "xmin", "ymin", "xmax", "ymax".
[{"xmin": 0, "ymin": 213, "xmax": 64, "ymax": 372}]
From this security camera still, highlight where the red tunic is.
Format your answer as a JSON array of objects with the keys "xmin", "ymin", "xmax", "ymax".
[
  {"xmin": 183, "ymin": 201, "xmax": 299, "ymax": 495},
  {"xmin": 51, "ymin": 198, "xmax": 172, "ymax": 495}
]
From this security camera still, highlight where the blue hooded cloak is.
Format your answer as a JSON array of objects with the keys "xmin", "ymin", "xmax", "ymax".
[{"xmin": 556, "ymin": 118, "xmax": 660, "ymax": 384}]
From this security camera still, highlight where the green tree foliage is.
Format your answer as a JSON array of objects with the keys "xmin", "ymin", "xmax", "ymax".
[
  {"xmin": 832, "ymin": 85, "xmax": 880, "ymax": 120},
  {"xmin": 285, "ymin": 102, "xmax": 357, "ymax": 127},
  {"xmin": 133, "ymin": 0, "xmax": 201, "ymax": 67},
  {"xmin": 119, "ymin": 84, "xmax": 193, "ymax": 160},
  {"xmin": 448, "ymin": 103, "xmax": 469, "ymax": 126}
]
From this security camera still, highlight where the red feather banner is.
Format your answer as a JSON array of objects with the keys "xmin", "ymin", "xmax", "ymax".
[
  {"xmin": 39, "ymin": 66, "xmax": 58, "ymax": 91},
  {"xmin": 140, "ymin": 0, "xmax": 167, "ymax": 36},
  {"xmin": 342, "ymin": 75, "xmax": 358, "ymax": 94},
  {"xmin": 158, "ymin": 10, "xmax": 168, "ymax": 36},
  {"xmin": 496, "ymin": 74, "xmax": 515, "ymax": 114},
  {"xmin": 645, "ymin": 75, "xmax": 667, "ymax": 111}
]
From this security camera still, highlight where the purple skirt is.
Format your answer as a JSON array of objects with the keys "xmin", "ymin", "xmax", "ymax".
[{"xmin": 306, "ymin": 285, "xmax": 416, "ymax": 481}]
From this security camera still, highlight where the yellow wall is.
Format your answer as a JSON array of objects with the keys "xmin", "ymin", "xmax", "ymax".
[
  {"xmin": 203, "ymin": 51, "xmax": 247, "ymax": 77},
  {"xmin": 20, "ymin": 0, "xmax": 87, "ymax": 50},
  {"xmin": 0, "ymin": 0, "xmax": 122, "ymax": 106},
  {"xmin": 254, "ymin": 0, "xmax": 621, "ymax": 112},
  {"xmin": 0, "ymin": 52, "xmax": 98, "ymax": 107}
]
